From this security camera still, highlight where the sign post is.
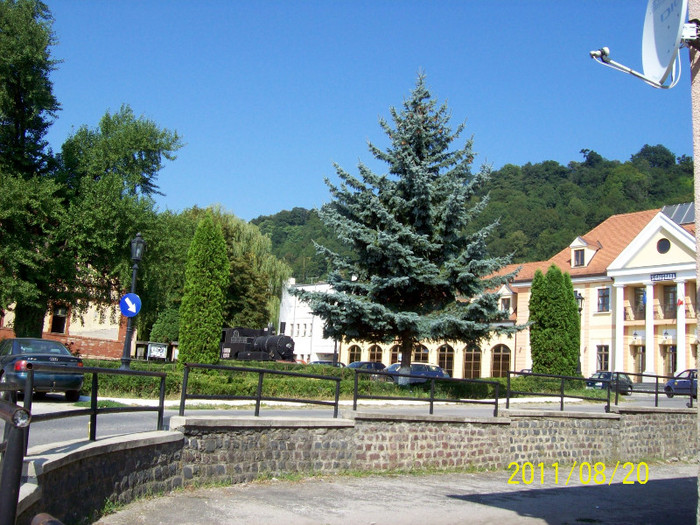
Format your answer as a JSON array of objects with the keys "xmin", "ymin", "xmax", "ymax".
[{"xmin": 120, "ymin": 233, "xmax": 146, "ymax": 370}]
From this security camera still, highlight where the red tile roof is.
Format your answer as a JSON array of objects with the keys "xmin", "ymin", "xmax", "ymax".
[{"xmin": 505, "ymin": 208, "xmax": 660, "ymax": 283}]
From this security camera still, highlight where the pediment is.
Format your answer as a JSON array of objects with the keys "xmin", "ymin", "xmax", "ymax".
[{"xmin": 608, "ymin": 212, "xmax": 695, "ymax": 274}]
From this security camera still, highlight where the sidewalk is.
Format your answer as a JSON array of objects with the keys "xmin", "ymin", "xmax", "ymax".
[{"xmin": 94, "ymin": 461, "xmax": 697, "ymax": 525}]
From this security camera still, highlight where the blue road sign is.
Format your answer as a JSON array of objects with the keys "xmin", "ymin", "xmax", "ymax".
[{"xmin": 119, "ymin": 293, "xmax": 142, "ymax": 317}]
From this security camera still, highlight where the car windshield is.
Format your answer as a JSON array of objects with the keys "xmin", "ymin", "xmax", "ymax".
[{"xmin": 18, "ymin": 340, "xmax": 70, "ymax": 355}]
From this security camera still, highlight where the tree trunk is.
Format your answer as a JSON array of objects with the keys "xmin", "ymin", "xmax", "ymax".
[
  {"xmin": 12, "ymin": 303, "xmax": 46, "ymax": 337},
  {"xmin": 400, "ymin": 335, "xmax": 413, "ymax": 368}
]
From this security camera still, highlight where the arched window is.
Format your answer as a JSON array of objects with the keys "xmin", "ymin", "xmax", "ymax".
[
  {"xmin": 368, "ymin": 344, "xmax": 383, "ymax": 363},
  {"xmin": 464, "ymin": 344, "xmax": 481, "ymax": 379},
  {"xmin": 491, "ymin": 344, "xmax": 511, "ymax": 378},
  {"xmin": 390, "ymin": 345, "xmax": 401, "ymax": 364},
  {"xmin": 438, "ymin": 344, "xmax": 454, "ymax": 376},
  {"xmin": 347, "ymin": 345, "xmax": 361, "ymax": 364},
  {"xmin": 413, "ymin": 344, "xmax": 429, "ymax": 363}
]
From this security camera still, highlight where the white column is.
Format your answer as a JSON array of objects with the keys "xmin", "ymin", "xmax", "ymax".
[
  {"xmin": 614, "ymin": 284, "xmax": 625, "ymax": 371},
  {"xmin": 676, "ymin": 280, "xmax": 687, "ymax": 373},
  {"xmin": 644, "ymin": 282, "xmax": 655, "ymax": 376}
]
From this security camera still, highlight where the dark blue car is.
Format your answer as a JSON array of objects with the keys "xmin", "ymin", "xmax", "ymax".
[
  {"xmin": 664, "ymin": 369, "xmax": 697, "ymax": 399},
  {"xmin": 385, "ymin": 363, "xmax": 450, "ymax": 384},
  {"xmin": 0, "ymin": 338, "xmax": 84, "ymax": 401}
]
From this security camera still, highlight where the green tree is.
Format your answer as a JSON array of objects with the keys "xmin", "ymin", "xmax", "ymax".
[
  {"xmin": 0, "ymin": 0, "xmax": 59, "ymax": 178},
  {"xmin": 3, "ymin": 104, "xmax": 181, "ymax": 336},
  {"xmin": 293, "ymin": 74, "xmax": 516, "ymax": 367},
  {"xmin": 252, "ymin": 207, "xmax": 350, "ymax": 282},
  {"xmin": 529, "ymin": 265, "xmax": 580, "ymax": 376},
  {"xmin": 178, "ymin": 214, "xmax": 229, "ymax": 365},
  {"xmin": 0, "ymin": 173, "xmax": 66, "ymax": 335},
  {"xmin": 135, "ymin": 210, "xmax": 197, "ymax": 338},
  {"xmin": 185, "ymin": 206, "xmax": 291, "ymax": 330},
  {"xmin": 149, "ymin": 308, "xmax": 180, "ymax": 343},
  {"xmin": 227, "ymin": 251, "xmax": 270, "ymax": 328},
  {"xmin": 58, "ymin": 104, "xmax": 181, "ymax": 197}
]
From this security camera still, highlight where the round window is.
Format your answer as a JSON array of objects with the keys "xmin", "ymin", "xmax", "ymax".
[{"xmin": 657, "ymin": 238, "xmax": 671, "ymax": 254}]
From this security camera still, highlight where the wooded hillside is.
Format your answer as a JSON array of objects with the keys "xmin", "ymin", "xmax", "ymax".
[{"xmin": 252, "ymin": 144, "xmax": 693, "ymax": 281}]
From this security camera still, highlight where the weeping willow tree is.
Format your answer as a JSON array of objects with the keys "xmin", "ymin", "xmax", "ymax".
[{"xmin": 186, "ymin": 206, "xmax": 292, "ymax": 329}]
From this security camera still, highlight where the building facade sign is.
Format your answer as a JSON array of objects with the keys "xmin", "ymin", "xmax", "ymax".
[{"xmin": 650, "ymin": 272, "xmax": 676, "ymax": 282}]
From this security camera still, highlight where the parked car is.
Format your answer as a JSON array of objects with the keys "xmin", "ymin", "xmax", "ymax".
[
  {"xmin": 0, "ymin": 338, "xmax": 84, "ymax": 401},
  {"xmin": 346, "ymin": 361, "xmax": 386, "ymax": 371},
  {"xmin": 664, "ymin": 369, "xmax": 697, "ymax": 398},
  {"xmin": 385, "ymin": 363, "xmax": 450, "ymax": 384},
  {"xmin": 309, "ymin": 360, "xmax": 346, "ymax": 367},
  {"xmin": 346, "ymin": 361, "xmax": 386, "ymax": 380},
  {"xmin": 585, "ymin": 371, "xmax": 634, "ymax": 395}
]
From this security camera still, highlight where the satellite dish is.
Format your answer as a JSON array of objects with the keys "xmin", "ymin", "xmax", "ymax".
[
  {"xmin": 589, "ymin": 0, "xmax": 696, "ymax": 89},
  {"xmin": 642, "ymin": 0, "xmax": 688, "ymax": 85}
]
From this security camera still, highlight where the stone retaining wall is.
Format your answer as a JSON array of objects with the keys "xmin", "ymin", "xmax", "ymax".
[{"xmin": 16, "ymin": 407, "xmax": 698, "ymax": 524}]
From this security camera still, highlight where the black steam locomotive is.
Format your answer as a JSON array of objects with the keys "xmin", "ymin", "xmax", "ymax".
[{"xmin": 219, "ymin": 327, "xmax": 295, "ymax": 362}]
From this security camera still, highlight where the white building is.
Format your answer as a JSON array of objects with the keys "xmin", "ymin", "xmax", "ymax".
[{"xmin": 278, "ymin": 279, "xmax": 338, "ymax": 363}]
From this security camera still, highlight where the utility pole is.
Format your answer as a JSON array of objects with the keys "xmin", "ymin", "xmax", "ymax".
[{"xmin": 688, "ymin": 2, "xmax": 700, "ymax": 523}]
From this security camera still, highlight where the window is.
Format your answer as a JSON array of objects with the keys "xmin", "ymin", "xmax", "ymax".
[
  {"xmin": 596, "ymin": 345, "xmax": 609, "ymax": 371},
  {"xmin": 464, "ymin": 345, "xmax": 481, "ymax": 379},
  {"xmin": 368, "ymin": 344, "xmax": 382, "ymax": 362},
  {"xmin": 491, "ymin": 345, "xmax": 510, "ymax": 378},
  {"xmin": 573, "ymin": 249, "xmax": 585, "ymax": 267},
  {"xmin": 438, "ymin": 344, "xmax": 454, "ymax": 376},
  {"xmin": 634, "ymin": 288, "xmax": 645, "ymax": 316},
  {"xmin": 657, "ymin": 238, "xmax": 671, "ymax": 254},
  {"xmin": 664, "ymin": 345, "xmax": 677, "ymax": 376},
  {"xmin": 597, "ymin": 288, "xmax": 610, "ymax": 312},
  {"xmin": 663, "ymin": 285, "xmax": 677, "ymax": 318},
  {"xmin": 51, "ymin": 306, "xmax": 67, "ymax": 334},
  {"xmin": 413, "ymin": 345, "xmax": 429, "ymax": 363},
  {"xmin": 500, "ymin": 298, "xmax": 511, "ymax": 313},
  {"xmin": 634, "ymin": 346, "xmax": 646, "ymax": 377},
  {"xmin": 348, "ymin": 345, "xmax": 361, "ymax": 363},
  {"xmin": 390, "ymin": 345, "xmax": 400, "ymax": 364}
]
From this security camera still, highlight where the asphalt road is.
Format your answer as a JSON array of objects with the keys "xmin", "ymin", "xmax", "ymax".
[{"xmin": 20, "ymin": 391, "xmax": 696, "ymax": 449}]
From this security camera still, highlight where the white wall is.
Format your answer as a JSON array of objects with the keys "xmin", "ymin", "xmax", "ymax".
[{"xmin": 279, "ymin": 279, "xmax": 337, "ymax": 363}]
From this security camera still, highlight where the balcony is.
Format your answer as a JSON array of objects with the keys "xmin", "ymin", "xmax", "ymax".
[{"xmin": 624, "ymin": 304, "xmax": 645, "ymax": 322}]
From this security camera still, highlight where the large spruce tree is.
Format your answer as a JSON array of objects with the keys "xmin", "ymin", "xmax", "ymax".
[
  {"xmin": 293, "ymin": 75, "xmax": 515, "ymax": 367},
  {"xmin": 529, "ymin": 265, "xmax": 580, "ymax": 376}
]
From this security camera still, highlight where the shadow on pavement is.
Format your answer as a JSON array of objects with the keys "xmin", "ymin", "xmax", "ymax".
[{"xmin": 448, "ymin": 476, "xmax": 697, "ymax": 524}]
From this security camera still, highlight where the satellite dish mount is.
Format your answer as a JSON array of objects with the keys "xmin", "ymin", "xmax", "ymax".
[{"xmin": 590, "ymin": 0, "xmax": 699, "ymax": 89}]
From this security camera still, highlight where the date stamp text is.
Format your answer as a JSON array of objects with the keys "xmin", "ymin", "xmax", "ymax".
[{"xmin": 507, "ymin": 461, "xmax": 649, "ymax": 486}]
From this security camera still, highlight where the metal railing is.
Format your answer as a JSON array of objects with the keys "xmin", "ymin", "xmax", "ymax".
[
  {"xmin": 23, "ymin": 364, "xmax": 167, "ymax": 441},
  {"xmin": 179, "ymin": 363, "xmax": 342, "ymax": 418},
  {"xmin": 0, "ymin": 385, "xmax": 31, "ymax": 525},
  {"xmin": 506, "ymin": 371, "xmax": 612, "ymax": 412},
  {"xmin": 351, "ymin": 369, "xmax": 501, "ymax": 417}
]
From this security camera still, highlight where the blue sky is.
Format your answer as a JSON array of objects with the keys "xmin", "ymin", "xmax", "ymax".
[{"xmin": 44, "ymin": 1, "xmax": 693, "ymax": 221}]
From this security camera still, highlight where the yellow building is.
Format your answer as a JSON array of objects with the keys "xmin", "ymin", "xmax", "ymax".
[{"xmin": 319, "ymin": 204, "xmax": 697, "ymax": 381}]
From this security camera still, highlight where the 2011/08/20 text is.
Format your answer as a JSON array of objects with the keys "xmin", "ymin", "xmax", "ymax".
[{"xmin": 507, "ymin": 461, "xmax": 649, "ymax": 486}]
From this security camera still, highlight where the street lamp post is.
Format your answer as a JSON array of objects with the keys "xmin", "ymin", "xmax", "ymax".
[
  {"xmin": 120, "ymin": 233, "xmax": 146, "ymax": 370},
  {"xmin": 575, "ymin": 291, "xmax": 585, "ymax": 375}
]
